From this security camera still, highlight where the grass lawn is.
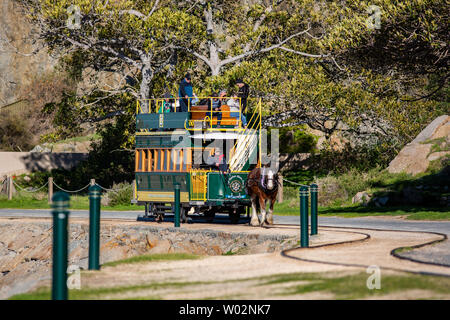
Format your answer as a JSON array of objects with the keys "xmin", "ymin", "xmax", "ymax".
[
  {"xmin": 102, "ymin": 253, "xmax": 200, "ymax": 267},
  {"xmin": 10, "ymin": 266, "xmax": 450, "ymax": 300},
  {"xmin": 0, "ymin": 194, "xmax": 143, "ymax": 211},
  {"xmin": 273, "ymin": 201, "xmax": 450, "ymax": 220}
]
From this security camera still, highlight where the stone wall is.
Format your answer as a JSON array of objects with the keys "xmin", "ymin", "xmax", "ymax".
[
  {"xmin": 0, "ymin": 220, "xmax": 297, "ymax": 299},
  {"xmin": 0, "ymin": 152, "xmax": 88, "ymax": 177}
]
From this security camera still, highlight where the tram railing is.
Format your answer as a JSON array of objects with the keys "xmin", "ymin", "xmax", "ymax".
[
  {"xmin": 137, "ymin": 96, "xmax": 246, "ymax": 130},
  {"xmin": 189, "ymin": 169, "xmax": 210, "ymax": 201}
]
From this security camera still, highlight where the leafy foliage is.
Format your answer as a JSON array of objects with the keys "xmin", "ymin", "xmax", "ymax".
[{"xmin": 11, "ymin": 0, "xmax": 448, "ymax": 179}]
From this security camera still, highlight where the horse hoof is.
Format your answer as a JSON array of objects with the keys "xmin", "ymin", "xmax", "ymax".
[{"xmin": 250, "ymin": 220, "xmax": 259, "ymax": 227}]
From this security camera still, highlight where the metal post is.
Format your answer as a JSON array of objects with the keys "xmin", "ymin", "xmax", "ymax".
[
  {"xmin": 310, "ymin": 184, "xmax": 318, "ymax": 235},
  {"xmin": 88, "ymin": 184, "xmax": 101, "ymax": 270},
  {"xmin": 300, "ymin": 186, "xmax": 309, "ymax": 248},
  {"xmin": 51, "ymin": 192, "xmax": 70, "ymax": 300},
  {"xmin": 48, "ymin": 177, "xmax": 53, "ymax": 204},
  {"xmin": 174, "ymin": 183, "xmax": 180, "ymax": 228},
  {"xmin": 90, "ymin": 179, "xmax": 95, "ymax": 186},
  {"xmin": 277, "ymin": 174, "xmax": 283, "ymax": 203},
  {"xmin": 8, "ymin": 176, "xmax": 13, "ymax": 200}
]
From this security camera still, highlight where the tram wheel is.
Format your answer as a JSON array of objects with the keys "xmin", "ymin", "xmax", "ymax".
[
  {"xmin": 229, "ymin": 212, "xmax": 240, "ymax": 224},
  {"xmin": 180, "ymin": 207, "xmax": 192, "ymax": 223},
  {"xmin": 204, "ymin": 209, "xmax": 216, "ymax": 222}
]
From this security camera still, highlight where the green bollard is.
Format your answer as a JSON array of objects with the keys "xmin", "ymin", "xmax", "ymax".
[
  {"xmin": 174, "ymin": 183, "xmax": 180, "ymax": 228},
  {"xmin": 88, "ymin": 184, "xmax": 102, "ymax": 270},
  {"xmin": 300, "ymin": 186, "xmax": 309, "ymax": 248},
  {"xmin": 310, "ymin": 184, "xmax": 318, "ymax": 235},
  {"xmin": 51, "ymin": 192, "xmax": 70, "ymax": 300}
]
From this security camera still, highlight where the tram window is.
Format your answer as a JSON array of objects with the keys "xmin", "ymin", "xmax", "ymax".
[
  {"xmin": 153, "ymin": 149, "xmax": 159, "ymax": 171},
  {"xmin": 162, "ymin": 149, "xmax": 167, "ymax": 171},
  {"xmin": 137, "ymin": 175, "xmax": 145, "ymax": 189},
  {"xmin": 136, "ymin": 150, "xmax": 143, "ymax": 172}
]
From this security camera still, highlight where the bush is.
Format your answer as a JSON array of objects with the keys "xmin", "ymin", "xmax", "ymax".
[
  {"xmin": 308, "ymin": 142, "xmax": 398, "ymax": 175},
  {"xmin": 107, "ymin": 183, "xmax": 133, "ymax": 206},
  {"xmin": 0, "ymin": 113, "xmax": 34, "ymax": 151}
]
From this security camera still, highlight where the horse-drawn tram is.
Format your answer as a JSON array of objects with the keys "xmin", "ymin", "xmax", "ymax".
[{"xmin": 132, "ymin": 96, "xmax": 262, "ymax": 223}]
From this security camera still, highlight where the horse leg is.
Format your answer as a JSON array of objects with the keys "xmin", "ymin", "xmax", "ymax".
[
  {"xmin": 266, "ymin": 197, "xmax": 274, "ymax": 225},
  {"xmin": 250, "ymin": 195, "xmax": 260, "ymax": 227},
  {"xmin": 259, "ymin": 197, "xmax": 267, "ymax": 227}
]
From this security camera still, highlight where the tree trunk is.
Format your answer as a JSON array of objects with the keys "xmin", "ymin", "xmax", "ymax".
[
  {"xmin": 205, "ymin": 6, "xmax": 221, "ymax": 77},
  {"xmin": 139, "ymin": 55, "xmax": 153, "ymax": 113}
]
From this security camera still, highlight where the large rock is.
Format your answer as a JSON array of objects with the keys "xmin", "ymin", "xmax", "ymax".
[
  {"xmin": 352, "ymin": 191, "xmax": 371, "ymax": 206},
  {"xmin": 388, "ymin": 115, "xmax": 449, "ymax": 175},
  {"xmin": 0, "ymin": 0, "xmax": 56, "ymax": 106}
]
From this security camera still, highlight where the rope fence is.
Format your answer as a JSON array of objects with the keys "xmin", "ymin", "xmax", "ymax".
[
  {"xmin": 52, "ymin": 182, "xmax": 91, "ymax": 194},
  {"xmin": 282, "ymin": 177, "xmax": 311, "ymax": 188},
  {"xmin": 2, "ymin": 176, "xmax": 134, "ymax": 201},
  {"xmin": 4, "ymin": 175, "xmax": 314, "ymax": 204},
  {"xmin": 12, "ymin": 180, "xmax": 49, "ymax": 193}
]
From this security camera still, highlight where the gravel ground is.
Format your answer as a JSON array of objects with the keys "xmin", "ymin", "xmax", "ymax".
[{"xmin": 0, "ymin": 209, "xmax": 449, "ymax": 267}]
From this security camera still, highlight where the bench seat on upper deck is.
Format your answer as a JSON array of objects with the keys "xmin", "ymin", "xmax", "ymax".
[{"xmin": 190, "ymin": 105, "xmax": 239, "ymax": 126}]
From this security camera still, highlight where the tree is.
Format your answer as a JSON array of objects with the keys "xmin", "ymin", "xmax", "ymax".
[
  {"xmin": 175, "ymin": 0, "xmax": 341, "ymax": 77},
  {"xmin": 15, "ymin": 0, "xmax": 203, "ymax": 111},
  {"xmin": 185, "ymin": 0, "xmax": 447, "ymax": 150}
]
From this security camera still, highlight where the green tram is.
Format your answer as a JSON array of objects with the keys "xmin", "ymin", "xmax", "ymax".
[{"xmin": 132, "ymin": 96, "xmax": 262, "ymax": 223}]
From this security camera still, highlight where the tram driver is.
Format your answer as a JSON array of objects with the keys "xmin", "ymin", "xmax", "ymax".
[{"xmin": 206, "ymin": 147, "xmax": 228, "ymax": 173}]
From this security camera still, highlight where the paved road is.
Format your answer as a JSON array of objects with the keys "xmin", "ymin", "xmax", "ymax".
[
  {"xmin": 1, "ymin": 209, "xmax": 448, "ymax": 233},
  {"xmin": 1, "ymin": 209, "xmax": 449, "ymax": 266}
]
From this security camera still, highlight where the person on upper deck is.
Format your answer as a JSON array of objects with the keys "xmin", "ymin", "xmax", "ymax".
[
  {"xmin": 178, "ymin": 73, "xmax": 193, "ymax": 112},
  {"xmin": 235, "ymin": 79, "xmax": 249, "ymax": 126},
  {"xmin": 158, "ymin": 92, "xmax": 173, "ymax": 113},
  {"xmin": 236, "ymin": 79, "xmax": 249, "ymax": 112}
]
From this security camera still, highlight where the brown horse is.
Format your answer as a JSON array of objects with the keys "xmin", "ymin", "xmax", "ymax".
[{"xmin": 246, "ymin": 166, "xmax": 279, "ymax": 227}]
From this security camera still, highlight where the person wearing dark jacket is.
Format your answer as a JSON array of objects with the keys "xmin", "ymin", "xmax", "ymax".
[
  {"xmin": 178, "ymin": 73, "xmax": 193, "ymax": 112},
  {"xmin": 236, "ymin": 79, "xmax": 249, "ymax": 112},
  {"xmin": 236, "ymin": 79, "xmax": 249, "ymax": 126}
]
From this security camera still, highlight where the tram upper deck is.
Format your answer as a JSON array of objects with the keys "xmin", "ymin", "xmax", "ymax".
[{"xmin": 136, "ymin": 97, "xmax": 261, "ymax": 132}]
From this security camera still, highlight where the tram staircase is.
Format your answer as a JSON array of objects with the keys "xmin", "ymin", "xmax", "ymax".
[{"xmin": 229, "ymin": 129, "xmax": 258, "ymax": 171}]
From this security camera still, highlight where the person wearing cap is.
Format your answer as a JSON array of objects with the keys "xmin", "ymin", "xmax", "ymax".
[
  {"xmin": 178, "ymin": 73, "xmax": 193, "ymax": 112},
  {"xmin": 206, "ymin": 147, "xmax": 227, "ymax": 172},
  {"xmin": 236, "ymin": 79, "xmax": 249, "ymax": 126}
]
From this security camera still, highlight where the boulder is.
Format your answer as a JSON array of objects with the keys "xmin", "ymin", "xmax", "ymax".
[
  {"xmin": 428, "ymin": 151, "xmax": 450, "ymax": 162},
  {"xmin": 388, "ymin": 115, "xmax": 449, "ymax": 175},
  {"xmin": 387, "ymin": 143, "xmax": 432, "ymax": 175},
  {"xmin": 410, "ymin": 115, "xmax": 449, "ymax": 144},
  {"xmin": 352, "ymin": 191, "xmax": 371, "ymax": 206}
]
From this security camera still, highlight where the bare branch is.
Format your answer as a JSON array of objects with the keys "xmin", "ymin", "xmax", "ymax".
[
  {"xmin": 119, "ymin": 0, "xmax": 160, "ymax": 21},
  {"xmin": 278, "ymin": 46, "xmax": 330, "ymax": 59}
]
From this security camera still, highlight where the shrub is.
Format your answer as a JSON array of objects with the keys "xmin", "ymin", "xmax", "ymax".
[
  {"xmin": 107, "ymin": 183, "xmax": 133, "ymax": 206},
  {"xmin": 0, "ymin": 113, "xmax": 34, "ymax": 151}
]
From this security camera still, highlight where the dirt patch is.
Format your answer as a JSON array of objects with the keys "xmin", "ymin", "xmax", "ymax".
[
  {"xmin": 0, "ymin": 218, "xmax": 299, "ymax": 299},
  {"xmin": 0, "ymin": 217, "xmax": 369, "ymax": 299}
]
